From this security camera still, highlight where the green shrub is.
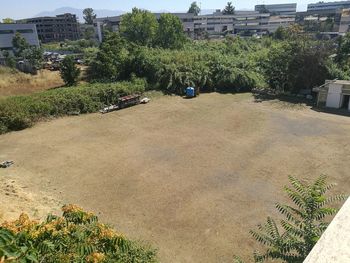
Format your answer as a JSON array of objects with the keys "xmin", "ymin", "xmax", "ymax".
[
  {"xmin": 0, "ymin": 204, "xmax": 158, "ymax": 262},
  {"xmin": 127, "ymin": 42, "xmax": 267, "ymax": 94},
  {"xmin": 60, "ymin": 56, "xmax": 81, "ymax": 86},
  {"xmin": 0, "ymin": 80, "xmax": 146, "ymax": 134}
]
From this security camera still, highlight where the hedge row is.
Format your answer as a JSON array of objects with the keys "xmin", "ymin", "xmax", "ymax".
[{"xmin": 0, "ymin": 80, "xmax": 146, "ymax": 134}]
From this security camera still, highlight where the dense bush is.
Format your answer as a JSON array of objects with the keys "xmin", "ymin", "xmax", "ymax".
[
  {"xmin": 0, "ymin": 79, "xmax": 146, "ymax": 134},
  {"xmin": 106, "ymin": 38, "xmax": 268, "ymax": 94},
  {"xmin": 87, "ymin": 33, "xmax": 130, "ymax": 81},
  {"xmin": 0, "ymin": 205, "xmax": 157, "ymax": 262},
  {"xmin": 88, "ymin": 26, "xmax": 350, "ymax": 95},
  {"xmin": 60, "ymin": 56, "xmax": 81, "ymax": 86}
]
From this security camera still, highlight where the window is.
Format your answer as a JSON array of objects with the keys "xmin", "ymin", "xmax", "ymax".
[
  {"xmin": 16, "ymin": 29, "xmax": 34, "ymax": 34},
  {"xmin": 0, "ymin": 30, "xmax": 14, "ymax": 34}
]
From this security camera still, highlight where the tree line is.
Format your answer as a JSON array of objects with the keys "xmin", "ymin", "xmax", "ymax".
[{"xmin": 87, "ymin": 13, "xmax": 350, "ymax": 95}]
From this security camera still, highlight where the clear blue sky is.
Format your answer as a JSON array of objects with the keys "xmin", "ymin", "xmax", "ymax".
[{"xmin": 0, "ymin": 0, "xmax": 346, "ymax": 20}]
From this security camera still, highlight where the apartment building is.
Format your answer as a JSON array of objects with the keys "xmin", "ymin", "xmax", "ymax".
[
  {"xmin": 307, "ymin": 1, "xmax": 350, "ymax": 12},
  {"xmin": 193, "ymin": 10, "xmax": 295, "ymax": 36},
  {"xmin": 19, "ymin": 13, "xmax": 80, "ymax": 43},
  {"xmin": 194, "ymin": 11, "xmax": 268, "ymax": 35},
  {"xmin": 0, "ymin": 24, "xmax": 39, "ymax": 52},
  {"xmin": 255, "ymin": 3, "xmax": 297, "ymax": 15}
]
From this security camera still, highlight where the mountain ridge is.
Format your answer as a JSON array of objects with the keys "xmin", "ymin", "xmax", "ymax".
[{"xmin": 34, "ymin": 7, "xmax": 217, "ymax": 22}]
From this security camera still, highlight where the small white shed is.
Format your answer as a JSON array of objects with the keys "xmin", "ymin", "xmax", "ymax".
[{"xmin": 314, "ymin": 80, "xmax": 350, "ymax": 111}]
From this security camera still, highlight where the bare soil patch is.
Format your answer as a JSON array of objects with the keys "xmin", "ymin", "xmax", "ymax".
[{"xmin": 0, "ymin": 93, "xmax": 349, "ymax": 262}]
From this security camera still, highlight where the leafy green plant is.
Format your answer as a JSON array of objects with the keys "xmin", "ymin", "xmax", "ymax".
[
  {"xmin": 0, "ymin": 205, "xmax": 158, "ymax": 262},
  {"xmin": 237, "ymin": 175, "xmax": 346, "ymax": 263},
  {"xmin": 60, "ymin": 56, "xmax": 81, "ymax": 86},
  {"xmin": 156, "ymin": 14, "xmax": 187, "ymax": 49},
  {"xmin": 119, "ymin": 8, "xmax": 159, "ymax": 47}
]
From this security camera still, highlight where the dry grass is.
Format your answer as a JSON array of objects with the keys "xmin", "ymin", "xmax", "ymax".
[
  {"xmin": 1, "ymin": 93, "xmax": 349, "ymax": 262},
  {"xmin": 0, "ymin": 66, "xmax": 64, "ymax": 97}
]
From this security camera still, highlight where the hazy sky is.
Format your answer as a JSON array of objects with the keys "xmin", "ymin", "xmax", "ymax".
[{"xmin": 0, "ymin": 0, "xmax": 346, "ymax": 20}]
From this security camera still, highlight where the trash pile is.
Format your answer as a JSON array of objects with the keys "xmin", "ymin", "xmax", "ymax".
[
  {"xmin": 0, "ymin": 160, "xmax": 14, "ymax": 168},
  {"xmin": 100, "ymin": 95, "xmax": 150, "ymax": 114}
]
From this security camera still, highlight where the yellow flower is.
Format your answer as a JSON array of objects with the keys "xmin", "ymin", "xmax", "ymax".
[{"xmin": 86, "ymin": 252, "xmax": 105, "ymax": 263}]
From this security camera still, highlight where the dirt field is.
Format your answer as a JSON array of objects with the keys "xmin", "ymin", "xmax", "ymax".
[{"xmin": 0, "ymin": 93, "xmax": 349, "ymax": 262}]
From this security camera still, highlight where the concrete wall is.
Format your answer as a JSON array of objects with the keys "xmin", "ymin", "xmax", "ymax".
[
  {"xmin": 304, "ymin": 198, "xmax": 350, "ymax": 263},
  {"xmin": 326, "ymin": 83, "xmax": 342, "ymax": 108}
]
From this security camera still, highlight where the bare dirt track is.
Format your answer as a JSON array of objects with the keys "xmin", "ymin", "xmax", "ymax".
[{"xmin": 1, "ymin": 93, "xmax": 350, "ymax": 262}]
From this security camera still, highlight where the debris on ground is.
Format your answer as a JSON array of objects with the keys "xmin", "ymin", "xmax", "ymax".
[
  {"xmin": 140, "ymin": 97, "xmax": 151, "ymax": 104},
  {"xmin": 100, "ymin": 94, "xmax": 149, "ymax": 114},
  {"xmin": 100, "ymin": 105, "xmax": 119, "ymax": 114},
  {"xmin": 0, "ymin": 161, "xmax": 14, "ymax": 168},
  {"xmin": 67, "ymin": 110, "xmax": 81, "ymax": 116}
]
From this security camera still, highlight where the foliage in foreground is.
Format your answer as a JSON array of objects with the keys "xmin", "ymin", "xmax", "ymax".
[
  {"xmin": 235, "ymin": 175, "xmax": 346, "ymax": 263},
  {"xmin": 0, "ymin": 79, "xmax": 146, "ymax": 134},
  {"xmin": 0, "ymin": 205, "xmax": 157, "ymax": 262}
]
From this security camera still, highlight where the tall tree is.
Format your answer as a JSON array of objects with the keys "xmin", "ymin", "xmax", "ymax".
[
  {"xmin": 60, "ymin": 56, "xmax": 81, "ymax": 86},
  {"xmin": 2, "ymin": 18, "xmax": 14, "ymax": 23},
  {"xmin": 83, "ymin": 8, "xmax": 97, "ymax": 25},
  {"xmin": 83, "ymin": 27, "xmax": 95, "ymax": 40},
  {"xmin": 223, "ymin": 2, "xmax": 235, "ymax": 15},
  {"xmin": 188, "ymin": 1, "xmax": 201, "ymax": 16},
  {"xmin": 336, "ymin": 33, "xmax": 350, "ymax": 65},
  {"xmin": 12, "ymin": 32, "xmax": 29, "ymax": 57},
  {"xmin": 156, "ymin": 14, "xmax": 186, "ymax": 49},
  {"xmin": 87, "ymin": 32, "xmax": 129, "ymax": 80},
  {"xmin": 119, "ymin": 8, "xmax": 158, "ymax": 46}
]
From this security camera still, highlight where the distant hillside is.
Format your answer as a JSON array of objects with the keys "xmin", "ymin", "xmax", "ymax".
[
  {"xmin": 35, "ymin": 7, "xmax": 124, "ymax": 22},
  {"xmin": 33, "ymin": 7, "xmax": 216, "ymax": 22}
]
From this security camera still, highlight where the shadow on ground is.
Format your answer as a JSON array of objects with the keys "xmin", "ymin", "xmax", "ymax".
[{"xmin": 252, "ymin": 92, "xmax": 314, "ymax": 107}]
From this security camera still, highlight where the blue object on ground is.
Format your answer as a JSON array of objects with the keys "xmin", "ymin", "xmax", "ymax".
[{"xmin": 186, "ymin": 87, "xmax": 195, "ymax": 97}]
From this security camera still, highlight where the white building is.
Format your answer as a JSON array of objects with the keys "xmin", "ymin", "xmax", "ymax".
[
  {"xmin": 0, "ymin": 24, "xmax": 39, "ymax": 53},
  {"xmin": 308, "ymin": 1, "xmax": 350, "ymax": 12},
  {"xmin": 255, "ymin": 3, "xmax": 297, "ymax": 15},
  {"xmin": 314, "ymin": 80, "xmax": 350, "ymax": 111},
  {"xmin": 193, "ymin": 11, "xmax": 295, "ymax": 36}
]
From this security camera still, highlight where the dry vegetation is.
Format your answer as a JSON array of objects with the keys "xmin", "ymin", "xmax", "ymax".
[
  {"xmin": 0, "ymin": 66, "xmax": 63, "ymax": 97},
  {"xmin": 1, "ymin": 93, "xmax": 349, "ymax": 262}
]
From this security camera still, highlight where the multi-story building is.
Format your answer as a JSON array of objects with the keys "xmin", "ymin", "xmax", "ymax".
[
  {"xmin": 194, "ymin": 11, "xmax": 270, "ymax": 35},
  {"xmin": 307, "ymin": 1, "xmax": 350, "ymax": 13},
  {"xmin": 18, "ymin": 13, "xmax": 80, "ymax": 43},
  {"xmin": 255, "ymin": 3, "xmax": 297, "ymax": 15},
  {"xmin": 95, "ymin": 10, "xmax": 295, "ymax": 41},
  {"xmin": 0, "ymin": 24, "xmax": 39, "ymax": 53},
  {"xmin": 193, "ymin": 10, "xmax": 295, "ymax": 36}
]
